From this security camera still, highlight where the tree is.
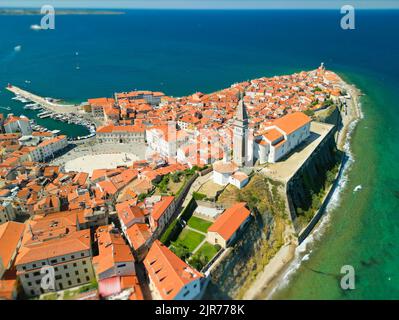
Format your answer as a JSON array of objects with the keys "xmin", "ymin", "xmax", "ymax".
[
  {"xmin": 170, "ymin": 242, "xmax": 190, "ymax": 260},
  {"xmin": 171, "ymin": 172, "xmax": 181, "ymax": 183},
  {"xmin": 189, "ymin": 254, "xmax": 208, "ymax": 270},
  {"xmin": 304, "ymin": 109, "xmax": 315, "ymax": 117}
]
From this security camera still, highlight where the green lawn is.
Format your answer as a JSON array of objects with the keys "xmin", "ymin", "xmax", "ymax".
[
  {"xmin": 187, "ymin": 216, "xmax": 213, "ymax": 233},
  {"xmin": 176, "ymin": 228, "xmax": 205, "ymax": 252},
  {"xmin": 194, "ymin": 242, "xmax": 219, "ymax": 261}
]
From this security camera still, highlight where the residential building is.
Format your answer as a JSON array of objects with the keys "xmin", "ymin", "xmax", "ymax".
[
  {"xmin": 0, "ymin": 221, "xmax": 25, "ymax": 279},
  {"xmin": 15, "ymin": 212, "xmax": 96, "ymax": 297},
  {"xmin": 0, "ymin": 201, "xmax": 16, "ymax": 225},
  {"xmin": 144, "ymin": 240, "xmax": 204, "ymax": 300},
  {"xmin": 148, "ymin": 196, "xmax": 175, "ymax": 237},
  {"xmin": 28, "ymin": 135, "xmax": 68, "ymax": 162},
  {"xmin": 4, "ymin": 116, "xmax": 32, "ymax": 136}
]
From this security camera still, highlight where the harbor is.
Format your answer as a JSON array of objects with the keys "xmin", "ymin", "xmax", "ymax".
[{"xmin": 4, "ymin": 85, "xmax": 96, "ymax": 141}]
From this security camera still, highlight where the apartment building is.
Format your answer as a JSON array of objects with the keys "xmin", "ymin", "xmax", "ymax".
[
  {"xmin": 0, "ymin": 201, "xmax": 16, "ymax": 225},
  {"xmin": 88, "ymin": 97, "xmax": 115, "ymax": 119},
  {"xmin": 15, "ymin": 212, "xmax": 96, "ymax": 297},
  {"xmin": 147, "ymin": 196, "xmax": 175, "ymax": 237},
  {"xmin": 28, "ymin": 135, "xmax": 68, "ymax": 162},
  {"xmin": 0, "ymin": 221, "xmax": 25, "ymax": 279},
  {"xmin": 4, "ymin": 116, "xmax": 32, "ymax": 136},
  {"xmin": 144, "ymin": 240, "xmax": 204, "ymax": 300}
]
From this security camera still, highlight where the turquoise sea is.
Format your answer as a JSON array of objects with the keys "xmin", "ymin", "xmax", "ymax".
[{"xmin": 1, "ymin": 9, "xmax": 398, "ymax": 299}]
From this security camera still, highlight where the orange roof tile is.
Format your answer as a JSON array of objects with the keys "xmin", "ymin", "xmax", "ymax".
[
  {"xmin": 143, "ymin": 240, "xmax": 203, "ymax": 300},
  {"xmin": 208, "ymin": 202, "xmax": 251, "ymax": 241}
]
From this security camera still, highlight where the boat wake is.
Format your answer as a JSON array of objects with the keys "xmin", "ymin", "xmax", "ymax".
[{"xmin": 267, "ymin": 102, "xmax": 363, "ymax": 299}]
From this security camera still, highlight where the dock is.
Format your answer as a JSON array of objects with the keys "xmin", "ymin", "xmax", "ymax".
[{"xmin": 6, "ymin": 85, "xmax": 81, "ymax": 114}]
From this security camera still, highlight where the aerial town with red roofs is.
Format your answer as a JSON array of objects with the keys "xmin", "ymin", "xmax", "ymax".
[{"xmin": 0, "ymin": 64, "xmax": 355, "ymax": 300}]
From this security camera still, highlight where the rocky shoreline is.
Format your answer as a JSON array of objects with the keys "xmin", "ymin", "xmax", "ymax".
[{"xmin": 241, "ymin": 78, "xmax": 363, "ymax": 300}]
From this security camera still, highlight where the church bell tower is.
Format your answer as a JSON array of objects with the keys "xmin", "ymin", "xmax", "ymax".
[{"xmin": 233, "ymin": 99, "xmax": 249, "ymax": 166}]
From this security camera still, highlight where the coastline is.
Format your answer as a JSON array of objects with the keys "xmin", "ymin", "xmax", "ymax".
[
  {"xmin": 0, "ymin": 9, "xmax": 125, "ymax": 15},
  {"xmin": 242, "ymin": 78, "xmax": 363, "ymax": 300}
]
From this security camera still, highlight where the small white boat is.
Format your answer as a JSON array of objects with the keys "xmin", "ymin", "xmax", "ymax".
[
  {"xmin": 30, "ymin": 24, "xmax": 42, "ymax": 31},
  {"xmin": 353, "ymin": 185, "xmax": 362, "ymax": 193}
]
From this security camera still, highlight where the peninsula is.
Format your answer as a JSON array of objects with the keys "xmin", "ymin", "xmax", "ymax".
[{"xmin": 0, "ymin": 64, "xmax": 361, "ymax": 300}]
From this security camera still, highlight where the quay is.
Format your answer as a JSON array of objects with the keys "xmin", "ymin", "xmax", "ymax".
[{"xmin": 6, "ymin": 84, "xmax": 81, "ymax": 114}]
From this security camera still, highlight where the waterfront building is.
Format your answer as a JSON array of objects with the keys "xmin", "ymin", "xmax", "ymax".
[
  {"xmin": 253, "ymin": 112, "xmax": 311, "ymax": 164},
  {"xmin": 28, "ymin": 135, "xmax": 68, "ymax": 162},
  {"xmin": 88, "ymin": 97, "xmax": 115, "ymax": 119},
  {"xmin": 144, "ymin": 240, "xmax": 204, "ymax": 300},
  {"xmin": 115, "ymin": 90, "xmax": 165, "ymax": 106},
  {"xmin": 3, "ymin": 115, "xmax": 32, "ymax": 136}
]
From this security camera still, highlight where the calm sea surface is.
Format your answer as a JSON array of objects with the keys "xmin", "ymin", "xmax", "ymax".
[{"xmin": 1, "ymin": 9, "xmax": 398, "ymax": 298}]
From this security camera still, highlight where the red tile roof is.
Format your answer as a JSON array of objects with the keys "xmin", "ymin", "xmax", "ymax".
[
  {"xmin": 208, "ymin": 202, "xmax": 251, "ymax": 241},
  {"xmin": 144, "ymin": 240, "xmax": 203, "ymax": 300}
]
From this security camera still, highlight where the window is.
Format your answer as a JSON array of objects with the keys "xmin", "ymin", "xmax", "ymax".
[
  {"xmin": 68, "ymin": 281, "xmax": 72, "ymax": 286},
  {"xmin": 75, "ymin": 271, "xmax": 79, "ymax": 275},
  {"xmin": 30, "ymin": 290, "xmax": 35, "ymax": 296},
  {"xmin": 33, "ymin": 271, "xmax": 40, "ymax": 276},
  {"xmin": 84, "ymin": 268, "xmax": 88, "ymax": 273},
  {"xmin": 86, "ymin": 276, "xmax": 90, "ymax": 281},
  {"xmin": 55, "ymin": 275, "xmax": 62, "ymax": 280},
  {"xmin": 82, "ymin": 261, "xmax": 86, "ymax": 265},
  {"xmin": 183, "ymin": 290, "xmax": 190, "ymax": 297},
  {"xmin": 25, "ymin": 274, "xmax": 29, "ymax": 278},
  {"xmin": 64, "ymin": 265, "xmax": 67, "ymax": 270},
  {"xmin": 71, "ymin": 255, "xmax": 75, "ymax": 259},
  {"xmin": 66, "ymin": 273, "xmax": 70, "ymax": 278},
  {"xmin": 77, "ymin": 278, "xmax": 81, "ymax": 284},
  {"xmin": 81, "ymin": 253, "xmax": 85, "ymax": 257},
  {"xmin": 73, "ymin": 263, "xmax": 77, "ymax": 267}
]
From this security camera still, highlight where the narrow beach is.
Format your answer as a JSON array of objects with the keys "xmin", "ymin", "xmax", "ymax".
[{"xmin": 242, "ymin": 78, "xmax": 363, "ymax": 300}]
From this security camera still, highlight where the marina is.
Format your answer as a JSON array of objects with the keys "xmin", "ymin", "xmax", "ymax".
[{"xmin": 5, "ymin": 86, "xmax": 96, "ymax": 141}]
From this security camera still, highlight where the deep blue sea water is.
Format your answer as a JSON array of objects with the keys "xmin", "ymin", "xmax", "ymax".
[{"xmin": 1, "ymin": 9, "xmax": 399, "ymax": 299}]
